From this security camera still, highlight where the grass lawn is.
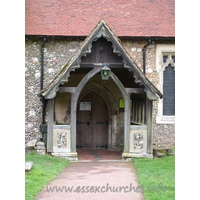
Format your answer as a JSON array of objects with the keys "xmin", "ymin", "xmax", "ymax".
[
  {"xmin": 25, "ymin": 152, "xmax": 69, "ymax": 200},
  {"xmin": 133, "ymin": 153, "xmax": 175, "ymax": 200}
]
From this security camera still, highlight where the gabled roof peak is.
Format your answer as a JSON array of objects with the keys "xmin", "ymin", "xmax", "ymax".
[{"xmin": 40, "ymin": 20, "xmax": 162, "ymax": 100}]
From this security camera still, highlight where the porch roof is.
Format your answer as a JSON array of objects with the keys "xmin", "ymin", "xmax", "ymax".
[{"xmin": 39, "ymin": 20, "xmax": 163, "ymax": 100}]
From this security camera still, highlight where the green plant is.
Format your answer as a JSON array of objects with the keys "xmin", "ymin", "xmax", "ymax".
[
  {"xmin": 25, "ymin": 153, "xmax": 69, "ymax": 200},
  {"xmin": 133, "ymin": 155, "xmax": 175, "ymax": 200}
]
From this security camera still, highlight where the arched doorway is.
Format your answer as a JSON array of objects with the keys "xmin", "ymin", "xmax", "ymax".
[{"xmin": 76, "ymin": 91, "xmax": 109, "ymax": 150}]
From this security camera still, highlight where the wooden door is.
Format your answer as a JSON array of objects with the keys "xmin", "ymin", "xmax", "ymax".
[{"xmin": 77, "ymin": 92, "xmax": 108, "ymax": 150}]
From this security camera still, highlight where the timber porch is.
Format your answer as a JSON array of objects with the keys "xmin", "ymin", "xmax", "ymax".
[{"xmin": 39, "ymin": 20, "xmax": 163, "ymax": 160}]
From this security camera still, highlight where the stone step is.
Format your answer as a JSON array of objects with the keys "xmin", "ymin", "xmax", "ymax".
[
  {"xmin": 166, "ymin": 148, "xmax": 173, "ymax": 153},
  {"xmin": 167, "ymin": 153, "xmax": 175, "ymax": 156},
  {"xmin": 153, "ymin": 149, "xmax": 165, "ymax": 157},
  {"xmin": 153, "ymin": 147, "xmax": 174, "ymax": 158},
  {"xmin": 157, "ymin": 152, "xmax": 166, "ymax": 158}
]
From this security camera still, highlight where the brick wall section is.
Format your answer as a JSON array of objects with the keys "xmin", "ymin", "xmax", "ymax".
[{"xmin": 25, "ymin": 38, "xmax": 175, "ymax": 147}]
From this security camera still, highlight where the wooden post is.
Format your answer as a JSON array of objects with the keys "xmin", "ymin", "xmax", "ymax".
[
  {"xmin": 132, "ymin": 99, "xmax": 135, "ymax": 122},
  {"xmin": 142, "ymin": 99, "xmax": 145, "ymax": 124},
  {"xmin": 124, "ymin": 92, "xmax": 130, "ymax": 153},
  {"xmin": 47, "ymin": 98, "xmax": 54, "ymax": 152},
  {"xmin": 138, "ymin": 100, "xmax": 141, "ymax": 124},
  {"xmin": 135, "ymin": 100, "xmax": 138, "ymax": 123},
  {"xmin": 70, "ymin": 93, "xmax": 76, "ymax": 152},
  {"xmin": 146, "ymin": 97, "xmax": 153, "ymax": 154}
]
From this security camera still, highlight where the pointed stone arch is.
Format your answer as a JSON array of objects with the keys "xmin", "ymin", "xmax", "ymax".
[
  {"xmin": 69, "ymin": 67, "xmax": 129, "ymax": 153},
  {"xmin": 77, "ymin": 81, "xmax": 119, "ymax": 149},
  {"xmin": 78, "ymin": 81, "xmax": 119, "ymax": 116}
]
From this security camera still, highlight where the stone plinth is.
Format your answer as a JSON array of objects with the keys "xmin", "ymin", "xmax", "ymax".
[{"xmin": 36, "ymin": 142, "xmax": 46, "ymax": 155}]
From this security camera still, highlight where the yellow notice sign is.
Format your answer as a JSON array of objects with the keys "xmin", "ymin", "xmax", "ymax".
[
  {"xmin": 119, "ymin": 99, "xmax": 132, "ymax": 108},
  {"xmin": 119, "ymin": 99, "xmax": 124, "ymax": 108}
]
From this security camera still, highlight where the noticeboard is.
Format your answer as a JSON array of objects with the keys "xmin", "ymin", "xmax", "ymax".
[{"xmin": 80, "ymin": 102, "xmax": 91, "ymax": 111}]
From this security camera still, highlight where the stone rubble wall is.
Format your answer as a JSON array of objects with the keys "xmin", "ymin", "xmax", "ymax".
[
  {"xmin": 25, "ymin": 38, "xmax": 175, "ymax": 147},
  {"xmin": 25, "ymin": 38, "xmax": 84, "ymax": 142},
  {"xmin": 121, "ymin": 40, "xmax": 175, "ymax": 148}
]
